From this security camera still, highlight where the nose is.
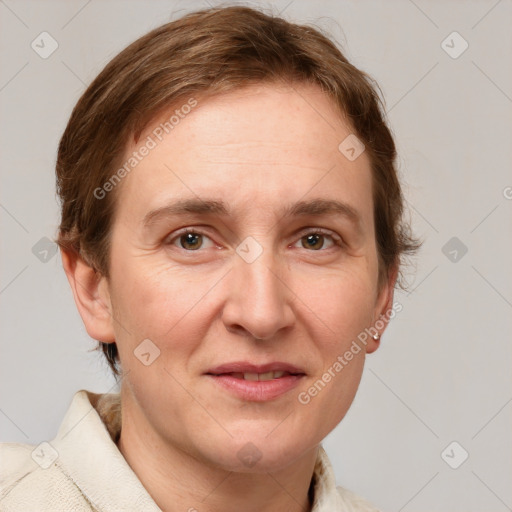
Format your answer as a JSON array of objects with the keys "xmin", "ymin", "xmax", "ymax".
[{"xmin": 221, "ymin": 249, "xmax": 294, "ymax": 341}]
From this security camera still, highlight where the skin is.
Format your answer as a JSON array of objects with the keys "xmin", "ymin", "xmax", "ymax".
[{"xmin": 63, "ymin": 82, "xmax": 396, "ymax": 512}]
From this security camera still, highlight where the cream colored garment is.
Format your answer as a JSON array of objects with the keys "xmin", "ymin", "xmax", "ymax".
[{"xmin": 0, "ymin": 390, "xmax": 379, "ymax": 511}]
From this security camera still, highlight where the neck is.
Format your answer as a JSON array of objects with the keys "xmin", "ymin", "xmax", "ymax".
[{"xmin": 117, "ymin": 397, "xmax": 318, "ymax": 512}]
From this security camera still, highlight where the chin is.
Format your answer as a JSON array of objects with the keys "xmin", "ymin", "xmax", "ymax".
[{"xmin": 199, "ymin": 434, "xmax": 314, "ymax": 474}]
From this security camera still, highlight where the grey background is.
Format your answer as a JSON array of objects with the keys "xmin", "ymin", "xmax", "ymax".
[{"xmin": 1, "ymin": 0, "xmax": 511, "ymax": 510}]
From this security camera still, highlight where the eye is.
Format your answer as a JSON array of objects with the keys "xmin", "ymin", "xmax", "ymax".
[
  {"xmin": 167, "ymin": 229, "xmax": 216, "ymax": 251},
  {"xmin": 165, "ymin": 227, "xmax": 342, "ymax": 253},
  {"xmin": 293, "ymin": 229, "xmax": 341, "ymax": 251}
]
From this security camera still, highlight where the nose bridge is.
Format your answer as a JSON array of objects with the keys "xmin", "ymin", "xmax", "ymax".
[
  {"xmin": 241, "ymin": 247, "xmax": 281, "ymax": 300},
  {"xmin": 223, "ymin": 240, "xmax": 292, "ymax": 339}
]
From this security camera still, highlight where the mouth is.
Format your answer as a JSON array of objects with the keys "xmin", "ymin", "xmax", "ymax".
[
  {"xmin": 205, "ymin": 362, "xmax": 306, "ymax": 401},
  {"xmin": 209, "ymin": 370, "xmax": 300, "ymax": 381},
  {"xmin": 206, "ymin": 361, "xmax": 306, "ymax": 376}
]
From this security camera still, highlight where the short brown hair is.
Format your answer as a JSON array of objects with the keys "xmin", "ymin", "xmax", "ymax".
[{"xmin": 56, "ymin": 5, "xmax": 419, "ymax": 377}]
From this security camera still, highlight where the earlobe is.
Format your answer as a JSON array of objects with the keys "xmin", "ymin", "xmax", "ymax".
[
  {"xmin": 60, "ymin": 248, "xmax": 115, "ymax": 343},
  {"xmin": 366, "ymin": 264, "xmax": 399, "ymax": 354}
]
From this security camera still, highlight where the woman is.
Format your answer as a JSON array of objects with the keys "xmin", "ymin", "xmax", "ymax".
[{"xmin": 0, "ymin": 6, "xmax": 417, "ymax": 511}]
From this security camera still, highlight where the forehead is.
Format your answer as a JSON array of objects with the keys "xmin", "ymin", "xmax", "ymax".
[{"xmin": 114, "ymin": 83, "xmax": 374, "ymax": 226}]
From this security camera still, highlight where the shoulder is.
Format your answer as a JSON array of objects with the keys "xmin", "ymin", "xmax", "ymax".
[
  {"xmin": 0, "ymin": 442, "xmax": 93, "ymax": 511},
  {"xmin": 0, "ymin": 442, "xmax": 35, "ymax": 491},
  {"xmin": 336, "ymin": 485, "xmax": 381, "ymax": 512}
]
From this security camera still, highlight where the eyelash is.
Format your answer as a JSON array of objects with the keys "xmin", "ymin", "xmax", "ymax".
[{"xmin": 166, "ymin": 227, "xmax": 343, "ymax": 251}]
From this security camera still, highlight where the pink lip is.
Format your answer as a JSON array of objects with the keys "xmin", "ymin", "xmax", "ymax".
[
  {"xmin": 206, "ymin": 361, "xmax": 305, "ymax": 375},
  {"xmin": 206, "ymin": 374, "xmax": 305, "ymax": 401},
  {"xmin": 205, "ymin": 361, "xmax": 306, "ymax": 402}
]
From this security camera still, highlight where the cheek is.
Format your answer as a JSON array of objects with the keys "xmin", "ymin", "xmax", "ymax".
[
  {"xmin": 292, "ymin": 266, "xmax": 376, "ymax": 340},
  {"xmin": 108, "ymin": 252, "xmax": 229, "ymax": 371},
  {"xmin": 109, "ymin": 257, "xmax": 198, "ymax": 343},
  {"xmin": 109, "ymin": 262, "xmax": 207, "ymax": 408},
  {"xmin": 290, "ymin": 268, "xmax": 375, "ymax": 421}
]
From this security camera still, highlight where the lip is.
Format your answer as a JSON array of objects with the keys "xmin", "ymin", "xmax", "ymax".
[
  {"xmin": 206, "ymin": 361, "xmax": 305, "ymax": 375},
  {"xmin": 205, "ymin": 361, "xmax": 306, "ymax": 402},
  {"xmin": 206, "ymin": 374, "xmax": 305, "ymax": 402}
]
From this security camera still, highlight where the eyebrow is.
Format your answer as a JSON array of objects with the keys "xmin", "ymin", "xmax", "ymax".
[{"xmin": 142, "ymin": 197, "xmax": 361, "ymax": 228}]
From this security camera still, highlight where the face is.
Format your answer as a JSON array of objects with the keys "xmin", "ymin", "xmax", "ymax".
[{"xmin": 98, "ymin": 83, "xmax": 394, "ymax": 472}]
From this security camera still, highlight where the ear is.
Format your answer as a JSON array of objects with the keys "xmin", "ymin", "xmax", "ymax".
[
  {"xmin": 60, "ymin": 248, "xmax": 115, "ymax": 343},
  {"xmin": 366, "ymin": 264, "xmax": 399, "ymax": 354}
]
